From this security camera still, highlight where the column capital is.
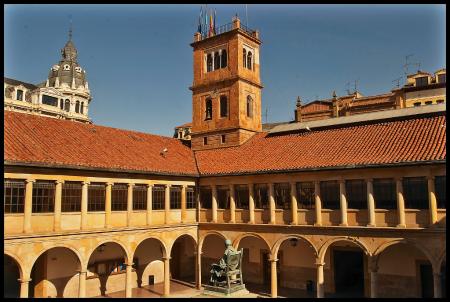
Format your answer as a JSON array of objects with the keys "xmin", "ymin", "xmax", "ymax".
[
  {"xmin": 125, "ymin": 262, "xmax": 135, "ymax": 267},
  {"xmin": 25, "ymin": 179, "xmax": 35, "ymax": 184},
  {"xmin": 395, "ymin": 177, "xmax": 403, "ymax": 182},
  {"xmin": 55, "ymin": 180, "xmax": 65, "ymax": 184},
  {"xmin": 165, "ymin": 184, "xmax": 172, "ymax": 188},
  {"xmin": 315, "ymin": 260, "xmax": 325, "ymax": 266},
  {"xmin": 76, "ymin": 270, "xmax": 88, "ymax": 275},
  {"xmin": 427, "ymin": 175, "xmax": 436, "ymax": 181},
  {"xmin": 18, "ymin": 277, "xmax": 32, "ymax": 283},
  {"xmin": 339, "ymin": 179, "xmax": 345, "ymax": 184},
  {"xmin": 127, "ymin": 183, "xmax": 135, "ymax": 188},
  {"xmin": 268, "ymin": 257, "xmax": 278, "ymax": 263},
  {"xmin": 181, "ymin": 184, "xmax": 188, "ymax": 189},
  {"xmin": 82, "ymin": 180, "xmax": 90, "ymax": 185},
  {"xmin": 162, "ymin": 256, "xmax": 171, "ymax": 261},
  {"xmin": 106, "ymin": 182, "xmax": 114, "ymax": 186},
  {"xmin": 147, "ymin": 183, "xmax": 154, "ymax": 188},
  {"xmin": 211, "ymin": 184, "xmax": 217, "ymax": 189},
  {"xmin": 289, "ymin": 180, "xmax": 297, "ymax": 186},
  {"xmin": 366, "ymin": 178, "xmax": 374, "ymax": 182}
]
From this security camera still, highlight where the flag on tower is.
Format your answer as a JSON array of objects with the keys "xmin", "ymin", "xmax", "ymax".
[
  {"xmin": 197, "ymin": 6, "xmax": 202, "ymax": 34},
  {"xmin": 213, "ymin": 9, "xmax": 217, "ymax": 35},
  {"xmin": 209, "ymin": 11, "xmax": 213, "ymax": 37}
]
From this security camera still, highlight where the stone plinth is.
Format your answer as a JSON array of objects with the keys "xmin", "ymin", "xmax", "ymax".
[{"xmin": 203, "ymin": 284, "xmax": 250, "ymax": 297}]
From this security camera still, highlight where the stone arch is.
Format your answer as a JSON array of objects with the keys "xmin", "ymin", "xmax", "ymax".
[
  {"xmin": 31, "ymin": 244, "xmax": 83, "ymax": 272},
  {"xmin": 438, "ymin": 249, "xmax": 446, "ymax": 270},
  {"xmin": 4, "ymin": 250, "xmax": 25, "ymax": 280},
  {"xmin": 232, "ymin": 232, "xmax": 271, "ymax": 253},
  {"xmin": 168, "ymin": 232, "xmax": 197, "ymax": 256},
  {"xmin": 133, "ymin": 236, "xmax": 168, "ymax": 259},
  {"xmin": 318, "ymin": 236, "xmax": 371, "ymax": 263},
  {"xmin": 272, "ymin": 235, "xmax": 318, "ymax": 259},
  {"xmin": 170, "ymin": 234, "xmax": 197, "ymax": 284},
  {"xmin": 199, "ymin": 231, "xmax": 227, "ymax": 253},
  {"xmin": 87, "ymin": 239, "xmax": 132, "ymax": 266},
  {"xmin": 372, "ymin": 238, "xmax": 433, "ymax": 268}
]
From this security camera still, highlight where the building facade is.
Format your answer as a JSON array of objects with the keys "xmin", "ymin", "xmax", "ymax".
[{"xmin": 4, "ymin": 16, "xmax": 446, "ymax": 299}]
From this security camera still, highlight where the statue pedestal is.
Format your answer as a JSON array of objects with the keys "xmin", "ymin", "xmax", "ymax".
[{"xmin": 203, "ymin": 284, "xmax": 251, "ymax": 297}]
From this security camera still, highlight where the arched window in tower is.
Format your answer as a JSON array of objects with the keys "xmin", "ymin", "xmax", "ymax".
[
  {"xmin": 247, "ymin": 95, "xmax": 253, "ymax": 118},
  {"xmin": 207, "ymin": 54, "xmax": 213, "ymax": 72},
  {"xmin": 220, "ymin": 95, "xmax": 228, "ymax": 118},
  {"xmin": 64, "ymin": 99, "xmax": 70, "ymax": 112},
  {"xmin": 221, "ymin": 49, "xmax": 227, "ymax": 68},
  {"xmin": 80, "ymin": 102, "xmax": 84, "ymax": 114},
  {"xmin": 243, "ymin": 49, "xmax": 247, "ymax": 68},
  {"xmin": 75, "ymin": 101, "xmax": 80, "ymax": 113},
  {"xmin": 60, "ymin": 99, "xmax": 64, "ymax": 110},
  {"xmin": 247, "ymin": 51, "xmax": 253, "ymax": 70},
  {"xmin": 205, "ymin": 98, "xmax": 213, "ymax": 120},
  {"xmin": 214, "ymin": 51, "xmax": 220, "ymax": 70}
]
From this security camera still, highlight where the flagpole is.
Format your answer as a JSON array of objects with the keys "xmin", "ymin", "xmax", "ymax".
[{"xmin": 245, "ymin": 4, "xmax": 248, "ymax": 27}]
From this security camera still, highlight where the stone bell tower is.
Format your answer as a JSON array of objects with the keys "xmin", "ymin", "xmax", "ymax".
[{"xmin": 189, "ymin": 16, "xmax": 263, "ymax": 151}]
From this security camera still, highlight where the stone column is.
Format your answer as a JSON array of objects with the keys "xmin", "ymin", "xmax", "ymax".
[
  {"xmin": 146, "ymin": 184, "xmax": 153, "ymax": 225},
  {"xmin": 269, "ymin": 183, "xmax": 276, "ymax": 224},
  {"xmin": 78, "ymin": 271, "xmax": 87, "ymax": 298},
  {"xmin": 19, "ymin": 278, "xmax": 31, "ymax": 298},
  {"xmin": 369, "ymin": 260, "xmax": 378, "ymax": 298},
  {"xmin": 125, "ymin": 263, "xmax": 133, "ymax": 298},
  {"xmin": 433, "ymin": 272, "xmax": 442, "ymax": 298},
  {"xmin": 316, "ymin": 261, "xmax": 325, "ymax": 298},
  {"xmin": 105, "ymin": 182, "xmax": 113, "ymax": 228},
  {"xmin": 212, "ymin": 185, "xmax": 218, "ymax": 223},
  {"xmin": 81, "ymin": 181, "xmax": 89, "ymax": 230},
  {"xmin": 290, "ymin": 181, "xmax": 298, "ymax": 225},
  {"xmin": 339, "ymin": 180, "xmax": 348, "ymax": 226},
  {"xmin": 24, "ymin": 179, "xmax": 35, "ymax": 234},
  {"xmin": 127, "ymin": 183, "xmax": 134, "ymax": 227},
  {"xmin": 367, "ymin": 179, "xmax": 376, "ymax": 227},
  {"xmin": 269, "ymin": 257, "xmax": 278, "ymax": 298},
  {"xmin": 181, "ymin": 185, "xmax": 187, "ymax": 223},
  {"xmin": 229, "ymin": 184, "xmax": 236, "ymax": 223},
  {"xmin": 428, "ymin": 176, "xmax": 438, "ymax": 226},
  {"xmin": 314, "ymin": 181, "xmax": 322, "ymax": 226},
  {"xmin": 396, "ymin": 178, "xmax": 406, "ymax": 228},
  {"xmin": 248, "ymin": 183, "xmax": 255, "ymax": 224},
  {"xmin": 163, "ymin": 256, "xmax": 171, "ymax": 297},
  {"xmin": 196, "ymin": 250, "xmax": 203, "ymax": 290},
  {"xmin": 54, "ymin": 180, "xmax": 64, "ymax": 232},
  {"xmin": 165, "ymin": 184, "xmax": 171, "ymax": 224}
]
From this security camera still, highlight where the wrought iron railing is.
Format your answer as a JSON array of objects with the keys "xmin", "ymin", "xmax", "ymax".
[{"xmin": 200, "ymin": 22, "xmax": 256, "ymax": 40}]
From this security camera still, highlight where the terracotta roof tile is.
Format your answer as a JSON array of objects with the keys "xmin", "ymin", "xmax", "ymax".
[
  {"xmin": 4, "ymin": 111, "xmax": 198, "ymax": 176},
  {"xmin": 195, "ymin": 113, "xmax": 446, "ymax": 175}
]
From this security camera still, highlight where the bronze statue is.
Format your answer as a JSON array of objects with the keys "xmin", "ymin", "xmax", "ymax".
[{"xmin": 209, "ymin": 239, "xmax": 244, "ymax": 290}]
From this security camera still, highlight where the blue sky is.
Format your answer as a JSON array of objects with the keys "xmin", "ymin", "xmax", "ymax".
[{"xmin": 5, "ymin": 4, "xmax": 446, "ymax": 137}]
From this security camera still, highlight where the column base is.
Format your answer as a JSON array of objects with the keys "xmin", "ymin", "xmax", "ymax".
[
  {"xmin": 314, "ymin": 223, "xmax": 322, "ymax": 227},
  {"xmin": 367, "ymin": 223, "xmax": 376, "ymax": 227},
  {"xmin": 248, "ymin": 221, "xmax": 255, "ymax": 224},
  {"xmin": 339, "ymin": 223, "xmax": 348, "ymax": 226},
  {"xmin": 269, "ymin": 221, "xmax": 276, "ymax": 225},
  {"xmin": 290, "ymin": 222, "xmax": 298, "ymax": 226},
  {"xmin": 396, "ymin": 224, "xmax": 406, "ymax": 228}
]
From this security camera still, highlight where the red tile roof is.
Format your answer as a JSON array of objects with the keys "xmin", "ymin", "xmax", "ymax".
[
  {"xmin": 4, "ymin": 111, "xmax": 198, "ymax": 176},
  {"xmin": 194, "ymin": 113, "xmax": 446, "ymax": 175}
]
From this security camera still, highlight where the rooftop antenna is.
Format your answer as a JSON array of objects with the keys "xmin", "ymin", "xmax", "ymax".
[
  {"xmin": 392, "ymin": 76, "xmax": 403, "ymax": 88},
  {"xmin": 264, "ymin": 106, "xmax": 268, "ymax": 124},
  {"xmin": 245, "ymin": 4, "xmax": 249, "ymax": 27},
  {"xmin": 68, "ymin": 14, "xmax": 73, "ymax": 41},
  {"xmin": 353, "ymin": 79, "xmax": 359, "ymax": 93},
  {"xmin": 345, "ymin": 82, "xmax": 351, "ymax": 95},
  {"xmin": 403, "ymin": 54, "xmax": 415, "ymax": 76}
]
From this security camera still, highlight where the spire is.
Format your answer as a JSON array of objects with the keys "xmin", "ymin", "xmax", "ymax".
[
  {"xmin": 296, "ymin": 96, "xmax": 302, "ymax": 107},
  {"xmin": 69, "ymin": 17, "xmax": 73, "ymax": 41}
]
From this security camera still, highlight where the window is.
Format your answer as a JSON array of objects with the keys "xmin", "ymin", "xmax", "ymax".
[
  {"xmin": 254, "ymin": 184, "xmax": 269, "ymax": 209},
  {"xmin": 438, "ymin": 74, "xmax": 446, "ymax": 84},
  {"xmin": 217, "ymin": 186, "xmax": 229, "ymax": 209},
  {"xmin": 152, "ymin": 185, "xmax": 165, "ymax": 210},
  {"xmin": 413, "ymin": 102, "xmax": 421, "ymax": 107},
  {"xmin": 415, "ymin": 76, "xmax": 428, "ymax": 87},
  {"xmin": 346, "ymin": 179, "xmax": 366, "ymax": 209},
  {"xmin": 203, "ymin": 137, "xmax": 208, "ymax": 145},
  {"xmin": 205, "ymin": 98, "xmax": 212, "ymax": 120},
  {"xmin": 170, "ymin": 186, "xmax": 181, "ymax": 209},
  {"xmin": 16, "ymin": 89, "xmax": 23, "ymax": 101},
  {"xmin": 320, "ymin": 181, "xmax": 340, "ymax": 209},
  {"xmin": 133, "ymin": 185, "xmax": 147, "ymax": 210},
  {"xmin": 214, "ymin": 52, "xmax": 220, "ymax": 70},
  {"xmin": 221, "ymin": 135, "xmax": 226, "ymax": 144},
  {"xmin": 80, "ymin": 102, "xmax": 84, "ymax": 114},
  {"xmin": 235, "ymin": 185, "xmax": 249, "ymax": 209},
  {"xmin": 186, "ymin": 186, "xmax": 196, "ymax": 209},
  {"xmin": 4, "ymin": 179, "xmax": 25, "ymax": 213},
  {"xmin": 246, "ymin": 95, "xmax": 253, "ymax": 118},
  {"xmin": 425, "ymin": 101, "xmax": 433, "ymax": 105},
  {"xmin": 435, "ymin": 176, "xmax": 446, "ymax": 209},
  {"xmin": 247, "ymin": 51, "xmax": 252, "ymax": 70},
  {"xmin": 62, "ymin": 181, "xmax": 82, "ymax": 212},
  {"xmin": 200, "ymin": 187, "xmax": 212, "ymax": 209},
  {"xmin": 296, "ymin": 182, "xmax": 315, "ymax": 209},
  {"xmin": 221, "ymin": 49, "xmax": 227, "ymax": 68},
  {"xmin": 75, "ymin": 101, "xmax": 80, "ymax": 113},
  {"xmin": 373, "ymin": 178, "xmax": 396, "ymax": 209},
  {"xmin": 207, "ymin": 54, "xmax": 213, "ymax": 72},
  {"xmin": 220, "ymin": 95, "xmax": 228, "ymax": 117},
  {"xmin": 42, "ymin": 95, "xmax": 58, "ymax": 107},
  {"xmin": 111, "ymin": 184, "xmax": 128, "ymax": 211},
  {"xmin": 437, "ymin": 99, "xmax": 445, "ymax": 104},
  {"xmin": 274, "ymin": 183, "xmax": 290, "ymax": 209},
  {"xmin": 64, "ymin": 99, "xmax": 70, "ymax": 112},
  {"xmin": 403, "ymin": 177, "xmax": 428, "ymax": 209},
  {"xmin": 243, "ymin": 49, "xmax": 247, "ymax": 68},
  {"xmin": 32, "ymin": 180, "xmax": 55, "ymax": 213},
  {"xmin": 88, "ymin": 183, "xmax": 105, "ymax": 212}
]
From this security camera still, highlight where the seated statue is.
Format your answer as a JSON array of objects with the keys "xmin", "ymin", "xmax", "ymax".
[{"xmin": 209, "ymin": 239, "xmax": 243, "ymax": 288}]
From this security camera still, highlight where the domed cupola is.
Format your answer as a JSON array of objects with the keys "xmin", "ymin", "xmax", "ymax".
[{"xmin": 47, "ymin": 27, "xmax": 88, "ymax": 91}]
